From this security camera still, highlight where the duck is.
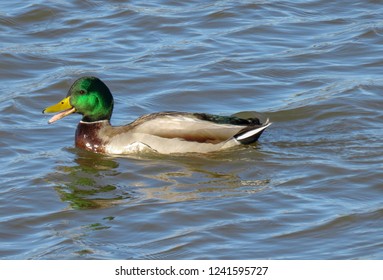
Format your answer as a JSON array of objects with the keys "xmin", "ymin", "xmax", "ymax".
[{"xmin": 43, "ymin": 76, "xmax": 271, "ymax": 155}]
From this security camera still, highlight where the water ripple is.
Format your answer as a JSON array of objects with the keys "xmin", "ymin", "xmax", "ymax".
[{"xmin": 1, "ymin": 0, "xmax": 383, "ymax": 260}]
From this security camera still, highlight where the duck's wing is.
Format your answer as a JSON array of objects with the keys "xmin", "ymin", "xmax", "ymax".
[
  {"xmin": 104, "ymin": 112, "xmax": 270, "ymax": 154},
  {"xmin": 130, "ymin": 112, "xmax": 269, "ymax": 144}
]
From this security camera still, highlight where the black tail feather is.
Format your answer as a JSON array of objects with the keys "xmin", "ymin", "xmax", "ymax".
[{"xmin": 234, "ymin": 122, "xmax": 271, "ymax": 144}]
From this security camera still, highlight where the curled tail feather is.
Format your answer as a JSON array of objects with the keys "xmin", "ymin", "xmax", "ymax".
[{"xmin": 234, "ymin": 119, "xmax": 271, "ymax": 144}]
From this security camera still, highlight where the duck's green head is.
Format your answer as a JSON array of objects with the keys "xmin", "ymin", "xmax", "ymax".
[{"xmin": 43, "ymin": 76, "xmax": 114, "ymax": 123}]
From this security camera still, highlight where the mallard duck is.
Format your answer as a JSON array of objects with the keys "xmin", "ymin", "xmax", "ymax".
[{"xmin": 43, "ymin": 76, "xmax": 271, "ymax": 155}]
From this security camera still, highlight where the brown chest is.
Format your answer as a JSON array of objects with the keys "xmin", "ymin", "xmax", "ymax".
[{"xmin": 75, "ymin": 122, "xmax": 107, "ymax": 154}]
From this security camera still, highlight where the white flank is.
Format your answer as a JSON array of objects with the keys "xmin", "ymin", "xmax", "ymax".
[{"xmin": 105, "ymin": 142, "xmax": 154, "ymax": 154}]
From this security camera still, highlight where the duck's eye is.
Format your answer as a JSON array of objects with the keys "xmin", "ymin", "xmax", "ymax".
[{"xmin": 79, "ymin": 90, "xmax": 86, "ymax": 95}]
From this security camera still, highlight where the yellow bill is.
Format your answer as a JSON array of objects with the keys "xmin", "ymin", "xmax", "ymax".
[{"xmin": 42, "ymin": 96, "xmax": 76, "ymax": 124}]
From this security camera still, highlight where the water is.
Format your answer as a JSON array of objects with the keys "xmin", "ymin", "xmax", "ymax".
[{"xmin": 1, "ymin": 0, "xmax": 383, "ymax": 259}]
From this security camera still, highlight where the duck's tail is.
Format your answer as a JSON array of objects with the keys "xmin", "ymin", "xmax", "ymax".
[{"xmin": 234, "ymin": 119, "xmax": 271, "ymax": 145}]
